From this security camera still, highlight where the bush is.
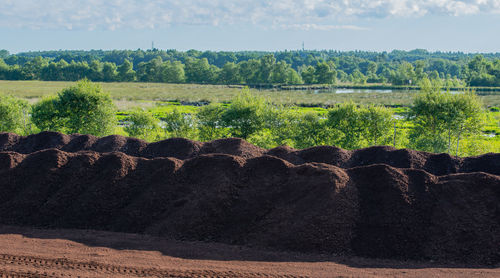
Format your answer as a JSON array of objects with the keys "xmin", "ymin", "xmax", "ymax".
[
  {"xmin": 0, "ymin": 95, "xmax": 31, "ymax": 134},
  {"xmin": 408, "ymin": 90, "xmax": 485, "ymax": 153},
  {"xmin": 162, "ymin": 108, "xmax": 196, "ymax": 138},
  {"xmin": 124, "ymin": 109, "xmax": 160, "ymax": 140},
  {"xmin": 32, "ymin": 79, "xmax": 116, "ymax": 136},
  {"xmin": 196, "ymin": 103, "xmax": 227, "ymax": 141},
  {"xmin": 221, "ymin": 88, "xmax": 270, "ymax": 139}
]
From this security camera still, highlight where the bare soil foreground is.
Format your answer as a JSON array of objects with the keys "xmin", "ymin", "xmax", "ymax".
[
  {"xmin": 0, "ymin": 132, "xmax": 499, "ymax": 274},
  {"xmin": 1, "ymin": 226, "xmax": 499, "ymax": 278}
]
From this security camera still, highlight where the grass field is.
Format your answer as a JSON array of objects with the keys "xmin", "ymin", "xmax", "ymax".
[
  {"xmin": 3, "ymin": 80, "xmax": 500, "ymax": 108},
  {"xmin": 1, "ymin": 80, "xmax": 498, "ymax": 154}
]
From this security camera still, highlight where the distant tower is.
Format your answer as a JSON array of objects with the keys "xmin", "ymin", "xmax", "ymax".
[
  {"xmin": 302, "ymin": 41, "xmax": 305, "ymax": 51},
  {"xmin": 151, "ymin": 41, "xmax": 155, "ymax": 50}
]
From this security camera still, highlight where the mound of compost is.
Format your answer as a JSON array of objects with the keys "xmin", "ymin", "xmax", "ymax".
[
  {"xmin": 1, "ymin": 131, "xmax": 498, "ymax": 176},
  {"xmin": 0, "ymin": 132, "xmax": 499, "ymax": 264}
]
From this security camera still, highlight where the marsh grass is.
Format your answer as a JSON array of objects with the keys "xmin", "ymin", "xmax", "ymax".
[{"xmin": 4, "ymin": 80, "xmax": 499, "ymax": 107}]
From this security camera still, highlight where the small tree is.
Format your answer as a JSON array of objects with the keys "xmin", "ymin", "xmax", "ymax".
[
  {"xmin": 117, "ymin": 59, "xmax": 136, "ymax": 82},
  {"xmin": 124, "ymin": 109, "xmax": 159, "ymax": 140},
  {"xmin": 196, "ymin": 103, "xmax": 227, "ymax": 141},
  {"xmin": 326, "ymin": 102, "xmax": 367, "ymax": 149},
  {"xmin": 31, "ymin": 96, "xmax": 62, "ymax": 132},
  {"xmin": 293, "ymin": 112, "xmax": 331, "ymax": 149},
  {"xmin": 266, "ymin": 105, "xmax": 298, "ymax": 147},
  {"xmin": 0, "ymin": 95, "xmax": 31, "ymax": 134},
  {"xmin": 31, "ymin": 79, "xmax": 116, "ymax": 136},
  {"xmin": 361, "ymin": 105, "xmax": 395, "ymax": 145},
  {"xmin": 314, "ymin": 62, "xmax": 336, "ymax": 84},
  {"xmin": 408, "ymin": 88, "xmax": 485, "ymax": 154},
  {"xmin": 163, "ymin": 108, "xmax": 196, "ymax": 138},
  {"xmin": 221, "ymin": 88, "xmax": 269, "ymax": 139}
]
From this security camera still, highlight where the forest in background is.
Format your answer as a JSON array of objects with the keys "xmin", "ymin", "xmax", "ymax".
[{"xmin": 1, "ymin": 49, "xmax": 500, "ymax": 86}]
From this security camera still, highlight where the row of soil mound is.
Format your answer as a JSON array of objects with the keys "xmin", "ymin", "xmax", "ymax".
[
  {"xmin": 1, "ymin": 131, "xmax": 498, "ymax": 176},
  {"xmin": 0, "ymin": 134, "xmax": 499, "ymax": 264}
]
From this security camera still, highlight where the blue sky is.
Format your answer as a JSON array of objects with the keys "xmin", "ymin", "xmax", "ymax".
[{"xmin": 1, "ymin": 0, "xmax": 500, "ymax": 53}]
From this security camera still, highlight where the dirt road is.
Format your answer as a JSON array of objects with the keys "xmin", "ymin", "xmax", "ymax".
[{"xmin": 0, "ymin": 226, "xmax": 498, "ymax": 278}]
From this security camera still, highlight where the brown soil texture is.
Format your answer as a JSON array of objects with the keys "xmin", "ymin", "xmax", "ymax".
[
  {"xmin": 0, "ymin": 132, "xmax": 499, "ymax": 265},
  {"xmin": 1, "ymin": 131, "xmax": 498, "ymax": 176},
  {"xmin": 1, "ymin": 226, "xmax": 499, "ymax": 278}
]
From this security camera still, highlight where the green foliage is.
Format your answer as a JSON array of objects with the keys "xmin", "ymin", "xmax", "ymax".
[
  {"xmin": 31, "ymin": 79, "xmax": 116, "ymax": 136},
  {"xmin": 221, "ymin": 88, "xmax": 269, "ymax": 139},
  {"xmin": 293, "ymin": 112, "xmax": 330, "ymax": 149},
  {"xmin": 301, "ymin": 66, "xmax": 316, "ymax": 84},
  {"xmin": 117, "ymin": 59, "xmax": 136, "ymax": 82},
  {"xmin": 31, "ymin": 96, "xmax": 62, "ymax": 132},
  {"xmin": 0, "ymin": 95, "xmax": 31, "ymax": 134},
  {"xmin": 264, "ymin": 106, "xmax": 299, "ymax": 147},
  {"xmin": 361, "ymin": 105, "xmax": 395, "ymax": 145},
  {"xmin": 408, "ymin": 89, "xmax": 485, "ymax": 154},
  {"xmin": 5, "ymin": 50, "xmax": 500, "ymax": 87},
  {"xmin": 327, "ymin": 102, "xmax": 367, "ymax": 149},
  {"xmin": 162, "ymin": 108, "xmax": 196, "ymax": 138},
  {"xmin": 325, "ymin": 102, "xmax": 395, "ymax": 149},
  {"xmin": 314, "ymin": 62, "xmax": 336, "ymax": 84},
  {"xmin": 196, "ymin": 103, "xmax": 227, "ymax": 141},
  {"xmin": 124, "ymin": 109, "xmax": 159, "ymax": 140}
]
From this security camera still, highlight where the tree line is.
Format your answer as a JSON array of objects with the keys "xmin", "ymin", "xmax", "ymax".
[
  {"xmin": 1, "ymin": 49, "xmax": 500, "ymax": 86},
  {"xmin": 0, "ymin": 80, "xmax": 487, "ymax": 155}
]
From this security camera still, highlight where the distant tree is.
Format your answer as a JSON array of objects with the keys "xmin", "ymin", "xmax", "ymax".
[
  {"xmin": 185, "ymin": 58, "xmax": 218, "ymax": 83},
  {"xmin": 257, "ymin": 54, "xmax": 276, "ymax": 83},
  {"xmin": 161, "ymin": 61, "xmax": 185, "ymax": 83},
  {"xmin": 219, "ymin": 62, "xmax": 242, "ymax": 84},
  {"xmin": 102, "ymin": 62, "xmax": 118, "ymax": 81},
  {"xmin": 314, "ymin": 62, "xmax": 336, "ymax": 84},
  {"xmin": 301, "ymin": 66, "xmax": 316, "ymax": 84},
  {"xmin": 350, "ymin": 69, "xmax": 367, "ymax": 84},
  {"xmin": 0, "ymin": 50, "xmax": 9, "ymax": 59},
  {"xmin": 117, "ymin": 59, "xmax": 136, "ymax": 82},
  {"xmin": 238, "ymin": 59, "xmax": 260, "ymax": 84},
  {"xmin": 391, "ymin": 62, "xmax": 415, "ymax": 85},
  {"xmin": 0, "ymin": 59, "xmax": 10, "ymax": 80},
  {"xmin": 269, "ymin": 61, "xmax": 289, "ymax": 84},
  {"xmin": 286, "ymin": 68, "xmax": 303, "ymax": 84}
]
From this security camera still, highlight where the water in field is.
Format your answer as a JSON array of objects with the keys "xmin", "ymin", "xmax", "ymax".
[
  {"xmin": 311, "ymin": 88, "xmax": 416, "ymax": 94},
  {"xmin": 308, "ymin": 88, "xmax": 480, "ymax": 94}
]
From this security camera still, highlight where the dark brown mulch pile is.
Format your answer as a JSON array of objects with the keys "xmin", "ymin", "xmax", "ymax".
[{"xmin": 0, "ymin": 132, "xmax": 498, "ymax": 264}]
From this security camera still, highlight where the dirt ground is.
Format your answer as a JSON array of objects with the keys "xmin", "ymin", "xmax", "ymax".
[{"xmin": 0, "ymin": 226, "xmax": 498, "ymax": 278}]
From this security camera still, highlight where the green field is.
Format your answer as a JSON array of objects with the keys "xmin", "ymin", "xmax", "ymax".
[
  {"xmin": 1, "ymin": 80, "xmax": 498, "ymax": 154},
  {"xmin": 3, "ymin": 80, "xmax": 500, "ymax": 108}
]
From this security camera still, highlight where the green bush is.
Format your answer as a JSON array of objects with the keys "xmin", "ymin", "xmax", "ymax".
[
  {"xmin": 31, "ymin": 79, "xmax": 116, "ymax": 136},
  {"xmin": 124, "ymin": 109, "xmax": 160, "ymax": 140},
  {"xmin": 0, "ymin": 95, "xmax": 31, "ymax": 134}
]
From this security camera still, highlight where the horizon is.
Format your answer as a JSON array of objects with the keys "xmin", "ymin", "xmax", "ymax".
[{"xmin": 8, "ymin": 48, "xmax": 500, "ymax": 56}]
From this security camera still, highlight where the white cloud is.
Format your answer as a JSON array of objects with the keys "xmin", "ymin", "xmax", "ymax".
[
  {"xmin": 0, "ymin": 0, "xmax": 499, "ymax": 31},
  {"xmin": 283, "ymin": 23, "xmax": 369, "ymax": 31}
]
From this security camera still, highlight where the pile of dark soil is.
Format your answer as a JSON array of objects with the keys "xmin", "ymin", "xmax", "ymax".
[
  {"xmin": 1, "ymin": 132, "xmax": 498, "ymax": 175},
  {"xmin": 0, "ymin": 132, "xmax": 498, "ymax": 264}
]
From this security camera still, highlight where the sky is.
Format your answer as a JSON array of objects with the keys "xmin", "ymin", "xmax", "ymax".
[{"xmin": 1, "ymin": 0, "xmax": 500, "ymax": 53}]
